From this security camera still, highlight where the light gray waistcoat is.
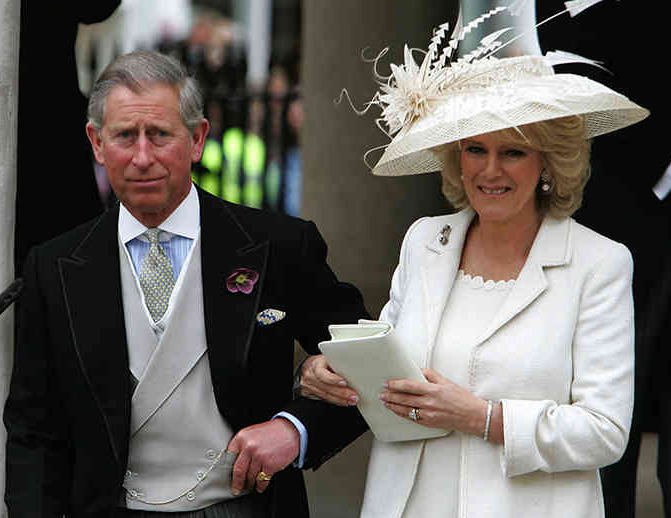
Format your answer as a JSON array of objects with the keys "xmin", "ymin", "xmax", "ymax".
[{"xmin": 119, "ymin": 236, "xmax": 245, "ymax": 511}]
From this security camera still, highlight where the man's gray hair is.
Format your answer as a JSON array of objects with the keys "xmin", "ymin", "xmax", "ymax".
[{"xmin": 87, "ymin": 51, "xmax": 204, "ymax": 134}]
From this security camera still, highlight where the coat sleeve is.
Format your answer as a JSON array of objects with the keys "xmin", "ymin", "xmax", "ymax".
[
  {"xmin": 282, "ymin": 220, "xmax": 369, "ymax": 469},
  {"xmin": 3, "ymin": 247, "xmax": 72, "ymax": 518},
  {"xmin": 500, "ymin": 243, "xmax": 635, "ymax": 477},
  {"xmin": 291, "ymin": 220, "xmax": 370, "ymax": 352}
]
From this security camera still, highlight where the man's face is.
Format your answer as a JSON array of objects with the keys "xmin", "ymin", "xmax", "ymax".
[{"xmin": 86, "ymin": 82, "xmax": 209, "ymax": 227}]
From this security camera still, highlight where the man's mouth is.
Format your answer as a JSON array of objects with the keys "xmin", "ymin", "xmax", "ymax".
[{"xmin": 131, "ymin": 177, "xmax": 166, "ymax": 184}]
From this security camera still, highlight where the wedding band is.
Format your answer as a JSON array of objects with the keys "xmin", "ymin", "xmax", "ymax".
[
  {"xmin": 257, "ymin": 471, "xmax": 272, "ymax": 483},
  {"xmin": 409, "ymin": 408, "xmax": 420, "ymax": 421}
]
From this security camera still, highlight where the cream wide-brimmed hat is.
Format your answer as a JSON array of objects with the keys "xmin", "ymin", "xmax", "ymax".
[{"xmin": 355, "ymin": 1, "xmax": 649, "ymax": 176}]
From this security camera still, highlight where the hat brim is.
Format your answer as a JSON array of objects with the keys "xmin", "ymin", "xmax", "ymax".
[{"xmin": 371, "ymin": 73, "xmax": 649, "ymax": 176}]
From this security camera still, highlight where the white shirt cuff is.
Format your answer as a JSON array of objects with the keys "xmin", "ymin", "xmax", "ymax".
[{"xmin": 273, "ymin": 412, "xmax": 308, "ymax": 468}]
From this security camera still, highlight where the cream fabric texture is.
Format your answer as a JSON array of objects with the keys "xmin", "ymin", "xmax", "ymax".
[
  {"xmin": 119, "ymin": 237, "xmax": 240, "ymax": 511},
  {"xmin": 360, "ymin": 209, "xmax": 634, "ymax": 518},
  {"xmin": 371, "ymin": 55, "xmax": 649, "ymax": 176},
  {"xmin": 404, "ymin": 271, "xmax": 513, "ymax": 517}
]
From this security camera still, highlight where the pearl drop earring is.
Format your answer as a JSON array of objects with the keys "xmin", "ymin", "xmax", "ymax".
[{"xmin": 540, "ymin": 169, "xmax": 552, "ymax": 193}]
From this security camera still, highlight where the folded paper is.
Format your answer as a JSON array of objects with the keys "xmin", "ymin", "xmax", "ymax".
[{"xmin": 319, "ymin": 320, "xmax": 449, "ymax": 442}]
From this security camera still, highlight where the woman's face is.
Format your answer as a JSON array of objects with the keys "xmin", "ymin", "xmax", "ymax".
[{"xmin": 460, "ymin": 132, "xmax": 543, "ymax": 227}]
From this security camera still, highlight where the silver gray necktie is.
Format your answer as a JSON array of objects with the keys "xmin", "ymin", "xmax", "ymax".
[{"xmin": 138, "ymin": 228, "xmax": 176, "ymax": 322}]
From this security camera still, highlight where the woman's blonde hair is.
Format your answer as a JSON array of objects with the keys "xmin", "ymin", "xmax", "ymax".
[{"xmin": 439, "ymin": 116, "xmax": 592, "ymax": 218}]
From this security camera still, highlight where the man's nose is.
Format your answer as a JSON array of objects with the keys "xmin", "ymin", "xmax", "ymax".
[{"xmin": 131, "ymin": 134, "xmax": 154, "ymax": 169}]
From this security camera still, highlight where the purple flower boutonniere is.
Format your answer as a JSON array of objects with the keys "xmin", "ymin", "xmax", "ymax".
[{"xmin": 226, "ymin": 268, "xmax": 259, "ymax": 294}]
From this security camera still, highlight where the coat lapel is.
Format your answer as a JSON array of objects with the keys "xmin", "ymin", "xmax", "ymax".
[
  {"xmin": 475, "ymin": 216, "xmax": 572, "ymax": 345},
  {"xmin": 420, "ymin": 209, "xmax": 475, "ymax": 366},
  {"xmin": 198, "ymin": 189, "xmax": 269, "ymax": 429},
  {"xmin": 58, "ymin": 205, "xmax": 131, "ymax": 468}
]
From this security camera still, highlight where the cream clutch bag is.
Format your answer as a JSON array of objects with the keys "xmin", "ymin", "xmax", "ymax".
[{"xmin": 319, "ymin": 320, "xmax": 449, "ymax": 442}]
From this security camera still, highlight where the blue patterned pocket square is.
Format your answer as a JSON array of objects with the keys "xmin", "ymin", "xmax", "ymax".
[{"xmin": 256, "ymin": 309, "xmax": 286, "ymax": 326}]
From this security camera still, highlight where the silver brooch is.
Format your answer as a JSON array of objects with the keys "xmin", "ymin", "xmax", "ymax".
[{"xmin": 438, "ymin": 225, "xmax": 451, "ymax": 245}]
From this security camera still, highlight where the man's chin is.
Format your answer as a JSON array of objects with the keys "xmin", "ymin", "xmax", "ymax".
[
  {"xmin": 121, "ymin": 195, "xmax": 173, "ymax": 225},
  {"xmin": 119, "ymin": 184, "xmax": 190, "ymax": 225},
  {"xmin": 130, "ymin": 178, "xmax": 168, "ymax": 190},
  {"xmin": 126, "ymin": 195, "xmax": 167, "ymax": 211}
]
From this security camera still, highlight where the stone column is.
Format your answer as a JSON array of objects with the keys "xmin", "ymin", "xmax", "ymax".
[
  {"xmin": 0, "ymin": 0, "xmax": 20, "ymax": 515},
  {"xmin": 302, "ymin": 2, "xmax": 455, "ymax": 516},
  {"xmin": 233, "ymin": 0, "xmax": 273, "ymax": 90},
  {"xmin": 458, "ymin": 0, "xmax": 542, "ymax": 57}
]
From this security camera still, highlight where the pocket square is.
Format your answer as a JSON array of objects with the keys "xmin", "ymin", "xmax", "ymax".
[{"xmin": 256, "ymin": 309, "xmax": 286, "ymax": 326}]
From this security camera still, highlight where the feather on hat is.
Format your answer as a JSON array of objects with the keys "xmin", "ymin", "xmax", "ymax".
[{"xmin": 346, "ymin": 0, "xmax": 649, "ymax": 176}]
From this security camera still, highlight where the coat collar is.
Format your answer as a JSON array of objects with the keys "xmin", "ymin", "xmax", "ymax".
[
  {"xmin": 194, "ymin": 187, "xmax": 269, "ymax": 429},
  {"xmin": 419, "ymin": 208, "xmax": 474, "ymax": 365},
  {"xmin": 423, "ymin": 208, "xmax": 572, "ymax": 265},
  {"xmin": 477, "ymin": 214, "xmax": 572, "ymax": 345},
  {"xmin": 419, "ymin": 209, "xmax": 572, "ymax": 363},
  {"xmin": 425, "ymin": 208, "xmax": 475, "ymax": 255},
  {"xmin": 58, "ymin": 204, "xmax": 131, "ymax": 469}
]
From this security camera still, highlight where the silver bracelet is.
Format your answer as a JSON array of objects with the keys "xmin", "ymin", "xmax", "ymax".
[{"xmin": 483, "ymin": 400, "xmax": 493, "ymax": 441}]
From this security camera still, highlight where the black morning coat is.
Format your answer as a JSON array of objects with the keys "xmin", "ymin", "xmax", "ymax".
[{"xmin": 4, "ymin": 187, "xmax": 369, "ymax": 518}]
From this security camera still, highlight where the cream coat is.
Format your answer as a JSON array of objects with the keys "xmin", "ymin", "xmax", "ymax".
[{"xmin": 360, "ymin": 209, "xmax": 635, "ymax": 518}]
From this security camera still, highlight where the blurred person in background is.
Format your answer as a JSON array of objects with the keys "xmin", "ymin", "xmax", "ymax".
[
  {"xmin": 284, "ymin": 90, "xmax": 303, "ymax": 217},
  {"xmin": 536, "ymin": 2, "xmax": 671, "ymax": 515}
]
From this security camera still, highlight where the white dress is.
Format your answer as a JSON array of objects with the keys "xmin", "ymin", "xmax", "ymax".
[{"xmin": 403, "ymin": 271, "xmax": 515, "ymax": 517}]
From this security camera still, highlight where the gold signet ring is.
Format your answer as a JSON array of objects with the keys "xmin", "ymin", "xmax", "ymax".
[{"xmin": 257, "ymin": 471, "xmax": 272, "ymax": 482}]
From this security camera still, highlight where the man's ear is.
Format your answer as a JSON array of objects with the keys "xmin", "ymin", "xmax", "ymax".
[
  {"xmin": 190, "ymin": 118, "xmax": 211, "ymax": 163},
  {"xmin": 86, "ymin": 123, "xmax": 105, "ymax": 165}
]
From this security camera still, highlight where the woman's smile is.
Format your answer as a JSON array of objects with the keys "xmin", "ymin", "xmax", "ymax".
[
  {"xmin": 478, "ymin": 186, "xmax": 511, "ymax": 195},
  {"xmin": 460, "ymin": 133, "xmax": 542, "ymax": 227}
]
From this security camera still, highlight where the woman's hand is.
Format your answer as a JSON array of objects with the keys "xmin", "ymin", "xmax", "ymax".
[
  {"xmin": 299, "ymin": 354, "xmax": 360, "ymax": 407},
  {"xmin": 380, "ymin": 368, "xmax": 501, "ymax": 441}
]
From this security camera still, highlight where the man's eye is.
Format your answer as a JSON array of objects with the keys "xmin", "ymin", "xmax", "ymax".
[{"xmin": 150, "ymin": 129, "xmax": 169, "ymax": 140}]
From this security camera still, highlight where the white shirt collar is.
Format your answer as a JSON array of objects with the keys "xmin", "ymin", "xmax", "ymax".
[{"xmin": 118, "ymin": 183, "xmax": 200, "ymax": 244}]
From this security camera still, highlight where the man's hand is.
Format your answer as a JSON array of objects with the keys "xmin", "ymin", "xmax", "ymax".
[
  {"xmin": 227, "ymin": 418, "xmax": 300, "ymax": 494},
  {"xmin": 300, "ymin": 354, "xmax": 359, "ymax": 407}
]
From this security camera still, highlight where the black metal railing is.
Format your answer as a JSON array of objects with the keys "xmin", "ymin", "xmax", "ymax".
[
  {"xmin": 191, "ymin": 87, "xmax": 302, "ymax": 217},
  {"xmin": 0, "ymin": 278, "xmax": 22, "ymax": 316}
]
